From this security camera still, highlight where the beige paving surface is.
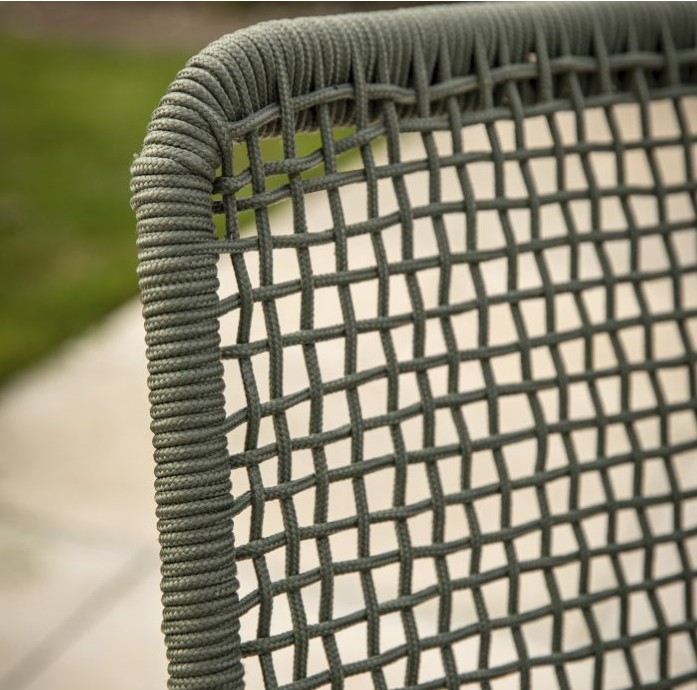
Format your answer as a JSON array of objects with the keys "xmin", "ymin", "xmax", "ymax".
[
  {"xmin": 0, "ymin": 99, "xmax": 696, "ymax": 689},
  {"xmin": 0, "ymin": 302, "xmax": 167, "ymax": 689}
]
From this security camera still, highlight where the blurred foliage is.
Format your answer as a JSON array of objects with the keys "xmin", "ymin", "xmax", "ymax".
[
  {"xmin": 0, "ymin": 36, "xmax": 189, "ymax": 385},
  {"xmin": 0, "ymin": 34, "xmax": 356, "ymax": 386},
  {"xmin": 216, "ymin": 126, "xmax": 357, "ymax": 236}
]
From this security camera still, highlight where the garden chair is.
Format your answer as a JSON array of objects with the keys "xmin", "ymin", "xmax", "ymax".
[{"xmin": 131, "ymin": 3, "xmax": 697, "ymax": 689}]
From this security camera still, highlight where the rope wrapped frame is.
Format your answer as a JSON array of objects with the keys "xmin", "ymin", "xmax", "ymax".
[{"xmin": 131, "ymin": 4, "xmax": 697, "ymax": 689}]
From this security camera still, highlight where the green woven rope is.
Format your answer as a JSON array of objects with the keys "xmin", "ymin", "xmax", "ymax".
[{"xmin": 131, "ymin": 3, "xmax": 697, "ymax": 689}]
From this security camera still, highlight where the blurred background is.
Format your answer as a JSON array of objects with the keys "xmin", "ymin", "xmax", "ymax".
[
  {"xmin": 0, "ymin": 0, "xmax": 427, "ymax": 388},
  {"xmin": 0, "ymin": 3, "xmax": 421, "ymax": 689}
]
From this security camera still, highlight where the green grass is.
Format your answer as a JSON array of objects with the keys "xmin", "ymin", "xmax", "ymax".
[
  {"xmin": 0, "ymin": 36, "xmax": 191, "ymax": 385},
  {"xmin": 0, "ymin": 35, "xmax": 358, "ymax": 386}
]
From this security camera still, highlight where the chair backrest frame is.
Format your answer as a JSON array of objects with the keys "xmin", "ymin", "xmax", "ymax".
[{"xmin": 131, "ymin": 4, "xmax": 697, "ymax": 689}]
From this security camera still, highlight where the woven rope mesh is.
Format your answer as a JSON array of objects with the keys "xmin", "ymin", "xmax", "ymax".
[{"xmin": 132, "ymin": 4, "xmax": 697, "ymax": 690}]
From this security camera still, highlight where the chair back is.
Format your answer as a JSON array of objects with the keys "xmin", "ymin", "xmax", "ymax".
[{"xmin": 131, "ymin": 4, "xmax": 697, "ymax": 688}]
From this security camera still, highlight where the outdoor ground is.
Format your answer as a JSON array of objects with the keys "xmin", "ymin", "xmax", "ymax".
[{"xmin": 0, "ymin": 35, "xmax": 189, "ymax": 385}]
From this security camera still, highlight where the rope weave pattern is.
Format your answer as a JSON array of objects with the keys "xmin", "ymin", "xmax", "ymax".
[{"xmin": 131, "ymin": 4, "xmax": 697, "ymax": 689}]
